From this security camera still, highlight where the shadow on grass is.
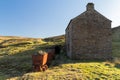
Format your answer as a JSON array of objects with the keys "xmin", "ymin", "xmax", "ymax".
[
  {"xmin": 115, "ymin": 63, "xmax": 120, "ymax": 69},
  {"xmin": 48, "ymin": 52, "xmax": 107, "ymax": 68},
  {"xmin": 0, "ymin": 51, "xmax": 32, "ymax": 78}
]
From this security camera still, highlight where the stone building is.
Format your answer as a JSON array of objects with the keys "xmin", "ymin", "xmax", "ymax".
[{"xmin": 65, "ymin": 3, "xmax": 112, "ymax": 60}]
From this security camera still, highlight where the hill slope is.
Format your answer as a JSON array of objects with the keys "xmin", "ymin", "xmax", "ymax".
[{"xmin": 0, "ymin": 31, "xmax": 120, "ymax": 80}]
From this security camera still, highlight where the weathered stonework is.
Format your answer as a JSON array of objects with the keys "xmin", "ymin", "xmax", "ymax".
[{"xmin": 65, "ymin": 3, "xmax": 112, "ymax": 60}]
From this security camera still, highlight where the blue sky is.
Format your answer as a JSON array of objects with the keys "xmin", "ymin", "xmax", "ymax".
[{"xmin": 0, "ymin": 0, "xmax": 120, "ymax": 38}]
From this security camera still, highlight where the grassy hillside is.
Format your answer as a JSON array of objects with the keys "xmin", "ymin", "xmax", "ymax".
[
  {"xmin": 0, "ymin": 32, "xmax": 120, "ymax": 80},
  {"xmin": 44, "ymin": 35, "xmax": 65, "ymax": 45}
]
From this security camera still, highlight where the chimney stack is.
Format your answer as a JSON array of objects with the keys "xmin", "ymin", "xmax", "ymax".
[{"xmin": 86, "ymin": 3, "xmax": 94, "ymax": 11}]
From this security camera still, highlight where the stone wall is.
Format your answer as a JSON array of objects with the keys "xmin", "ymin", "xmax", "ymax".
[
  {"xmin": 112, "ymin": 26, "xmax": 120, "ymax": 41},
  {"xmin": 66, "ymin": 3, "xmax": 112, "ymax": 60}
]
